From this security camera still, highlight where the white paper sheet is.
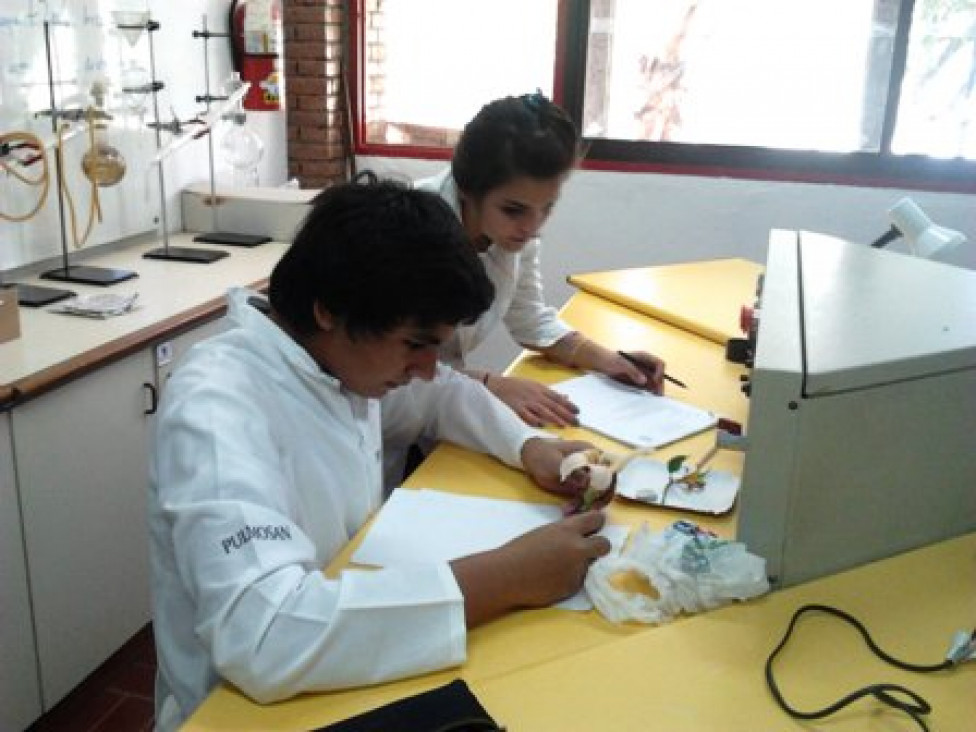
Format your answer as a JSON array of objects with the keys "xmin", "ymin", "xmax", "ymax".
[
  {"xmin": 352, "ymin": 489, "xmax": 630, "ymax": 611},
  {"xmin": 615, "ymin": 457, "xmax": 740, "ymax": 515},
  {"xmin": 553, "ymin": 373, "xmax": 717, "ymax": 448}
]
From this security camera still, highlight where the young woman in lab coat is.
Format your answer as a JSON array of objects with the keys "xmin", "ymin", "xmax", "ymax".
[
  {"xmin": 148, "ymin": 177, "xmax": 611, "ymax": 730},
  {"xmin": 416, "ymin": 92, "xmax": 667, "ymax": 429}
]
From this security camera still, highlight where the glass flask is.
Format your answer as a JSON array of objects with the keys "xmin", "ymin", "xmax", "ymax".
[
  {"xmin": 81, "ymin": 81, "xmax": 126, "ymax": 187},
  {"xmin": 221, "ymin": 112, "xmax": 263, "ymax": 187}
]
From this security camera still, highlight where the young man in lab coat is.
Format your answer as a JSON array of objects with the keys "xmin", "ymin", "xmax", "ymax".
[{"xmin": 148, "ymin": 176, "xmax": 611, "ymax": 730}]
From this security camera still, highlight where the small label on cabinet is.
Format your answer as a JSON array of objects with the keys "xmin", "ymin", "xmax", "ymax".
[{"xmin": 155, "ymin": 341, "xmax": 174, "ymax": 366}]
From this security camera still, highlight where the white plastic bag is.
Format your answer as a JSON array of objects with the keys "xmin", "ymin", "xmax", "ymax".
[{"xmin": 585, "ymin": 520, "xmax": 770, "ymax": 624}]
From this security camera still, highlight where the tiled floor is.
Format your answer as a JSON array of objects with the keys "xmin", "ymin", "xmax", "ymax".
[{"xmin": 28, "ymin": 623, "xmax": 156, "ymax": 732}]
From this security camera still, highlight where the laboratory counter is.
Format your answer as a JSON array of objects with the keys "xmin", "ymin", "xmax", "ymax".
[{"xmin": 0, "ymin": 232, "xmax": 288, "ymax": 409}]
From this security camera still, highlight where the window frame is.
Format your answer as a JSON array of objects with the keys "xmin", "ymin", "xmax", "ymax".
[{"xmin": 351, "ymin": 0, "xmax": 976, "ymax": 193}]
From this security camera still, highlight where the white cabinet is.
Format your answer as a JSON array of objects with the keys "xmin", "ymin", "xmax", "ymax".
[
  {"xmin": 0, "ymin": 411, "xmax": 42, "ymax": 731},
  {"xmin": 0, "ymin": 230, "xmax": 278, "ymax": 728},
  {"xmin": 6, "ymin": 313, "xmax": 227, "ymax": 719},
  {"xmin": 11, "ymin": 349, "xmax": 155, "ymax": 710}
]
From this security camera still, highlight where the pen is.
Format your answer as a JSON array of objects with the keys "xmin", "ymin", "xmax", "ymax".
[{"xmin": 617, "ymin": 350, "xmax": 688, "ymax": 389}]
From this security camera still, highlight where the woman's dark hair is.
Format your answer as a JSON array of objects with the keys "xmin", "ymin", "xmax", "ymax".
[
  {"xmin": 269, "ymin": 172, "xmax": 494, "ymax": 338},
  {"xmin": 452, "ymin": 91, "xmax": 582, "ymax": 198}
]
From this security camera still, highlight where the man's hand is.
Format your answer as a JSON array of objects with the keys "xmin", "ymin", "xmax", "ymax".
[
  {"xmin": 486, "ymin": 374, "xmax": 579, "ymax": 428},
  {"xmin": 559, "ymin": 449, "xmax": 618, "ymax": 515},
  {"xmin": 451, "ymin": 510, "xmax": 611, "ymax": 627},
  {"xmin": 520, "ymin": 437, "xmax": 598, "ymax": 496}
]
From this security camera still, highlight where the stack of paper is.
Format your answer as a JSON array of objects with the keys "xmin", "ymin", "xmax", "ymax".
[
  {"xmin": 553, "ymin": 373, "xmax": 716, "ymax": 448},
  {"xmin": 51, "ymin": 292, "xmax": 139, "ymax": 319}
]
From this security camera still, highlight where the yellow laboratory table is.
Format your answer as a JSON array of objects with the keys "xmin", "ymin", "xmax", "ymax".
[
  {"xmin": 470, "ymin": 532, "xmax": 976, "ymax": 731},
  {"xmin": 569, "ymin": 258, "xmax": 762, "ymax": 345},
  {"xmin": 183, "ymin": 290, "xmax": 752, "ymax": 730}
]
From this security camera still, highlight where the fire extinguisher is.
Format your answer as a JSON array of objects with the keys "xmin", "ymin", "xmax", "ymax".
[{"xmin": 229, "ymin": 0, "xmax": 283, "ymax": 111}]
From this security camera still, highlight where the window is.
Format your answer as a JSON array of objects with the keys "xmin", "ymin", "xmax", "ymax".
[
  {"xmin": 894, "ymin": 0, "xmax": 976, "ymax": 159},
  {"xmin": 357, "ymin": 0, "xmax": 557, "ymax": 152},
  {"xmin": 353, "ymin": 0, "xmax": 976, "ymax": 191},
  {"xmin": 581, "ymin": 1, "xmax": 886, "ymax": 151}
]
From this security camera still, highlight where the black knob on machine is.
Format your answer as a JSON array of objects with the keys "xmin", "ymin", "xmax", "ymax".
[{"xmin": 726, "ymin": 337, "xmax": 751, "ymax": 365}]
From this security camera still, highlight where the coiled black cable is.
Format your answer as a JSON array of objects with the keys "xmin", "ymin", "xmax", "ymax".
[{"xmin": 765, "ymin": 604, "xmax": 954, "ymax": 731}]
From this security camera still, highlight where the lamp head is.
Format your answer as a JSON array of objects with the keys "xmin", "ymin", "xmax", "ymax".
[{"xmin": 887, "ymin": 197, "xmax": 967, "ymax": 259}]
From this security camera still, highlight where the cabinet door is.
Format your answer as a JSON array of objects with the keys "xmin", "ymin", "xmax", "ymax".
[
  {"xmin": 11, "ymin": 349, "xmax": 155, "ymax": 710},
  {"xmin": 0, "ymin": 411, "xmax": 42, "ymax": 731}
]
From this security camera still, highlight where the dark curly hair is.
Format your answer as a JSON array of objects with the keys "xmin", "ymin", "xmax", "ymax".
[{"xmin": 270, "ymin": 172, "xmax": 494, "ymax": 338}]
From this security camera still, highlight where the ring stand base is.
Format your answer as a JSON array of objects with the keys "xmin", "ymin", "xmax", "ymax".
[
  {"xmin": 14, "ymin": 283, "xmax": 77, "ymax": 308},
  {"xmin": 193, "ymin": 232, "xmax": 271, "ymax": 247},
  {"xmin": 41, "ymin": 265, "xmax": 138, "ymax": 286},
  {"xmin": 143, "ymin": 247, "xmax": 229, "ymax": 264}
]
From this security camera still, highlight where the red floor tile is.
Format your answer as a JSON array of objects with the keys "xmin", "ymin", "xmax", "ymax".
[
  {"xmin": 28, "ymin": 689, "xmax": 125, "ymax": 732},
  {"xmin": 90, "ymin": 696, "xmax": 155, "ymax": 732},
  {"xmin": 28, "ymin": 623, "xmax": 156, "ymax": 732},
  {"xmin": 106, "ymin": 661, "xmax": 156, "ymax": 700}
]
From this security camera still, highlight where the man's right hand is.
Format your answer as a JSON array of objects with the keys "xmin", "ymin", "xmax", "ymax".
[{"xmin": 450, "ymin": 510, "xmax": 611, "ymax": 628}]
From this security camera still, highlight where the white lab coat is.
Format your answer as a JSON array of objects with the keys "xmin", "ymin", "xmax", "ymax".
[
  {"xmin": 415, "ymin": 168, "xmax": 573, "ymax": 365},
  {"xmin": 149, "ymin": 288, "xmax": 540, "ymax": 731}
]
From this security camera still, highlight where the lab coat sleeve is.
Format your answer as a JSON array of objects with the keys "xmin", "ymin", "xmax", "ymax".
[
  {"xmin": 382, "ymin": 364, "xmax": 545, "ymax": 469},
  {"xmin": 156, "ymin": 378, "xmax": 466, "ymax": 704},
  {"xmin": 502, "ymin": 239, "xmax": 573, "ymax": 349}
]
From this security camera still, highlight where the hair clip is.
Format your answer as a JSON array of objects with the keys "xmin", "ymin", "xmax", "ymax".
[{"xmin": 522, "ymin": 89, "xmax": 548, "ymax": 112}]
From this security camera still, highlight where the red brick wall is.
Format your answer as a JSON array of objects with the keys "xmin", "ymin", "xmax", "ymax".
[
  {"xmin": 283, "ymin": 0, "xmax": 351, "ymax": 189},
  {"xmin": 362, "ymin": 0, "xmax": 386, "ymax": 144}
]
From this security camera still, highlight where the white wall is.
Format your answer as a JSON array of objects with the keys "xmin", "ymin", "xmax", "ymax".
[{"xmin": 360, "ymin": 155, "xmax": 976, "ymax": 371}]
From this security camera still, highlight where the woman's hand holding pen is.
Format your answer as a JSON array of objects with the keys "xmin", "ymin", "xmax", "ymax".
[
  {"xmin": 609, "ymin": 350, "xmax": 667, "ymax": 395},
  {"xmin": 547, "ymin": 333, "xmax": 669, "ymax": 396}
]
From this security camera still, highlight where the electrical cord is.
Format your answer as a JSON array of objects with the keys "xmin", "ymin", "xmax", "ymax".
[{"xmin": 765, "ymin": 604, "xmax": 958, "ymax": 731}]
